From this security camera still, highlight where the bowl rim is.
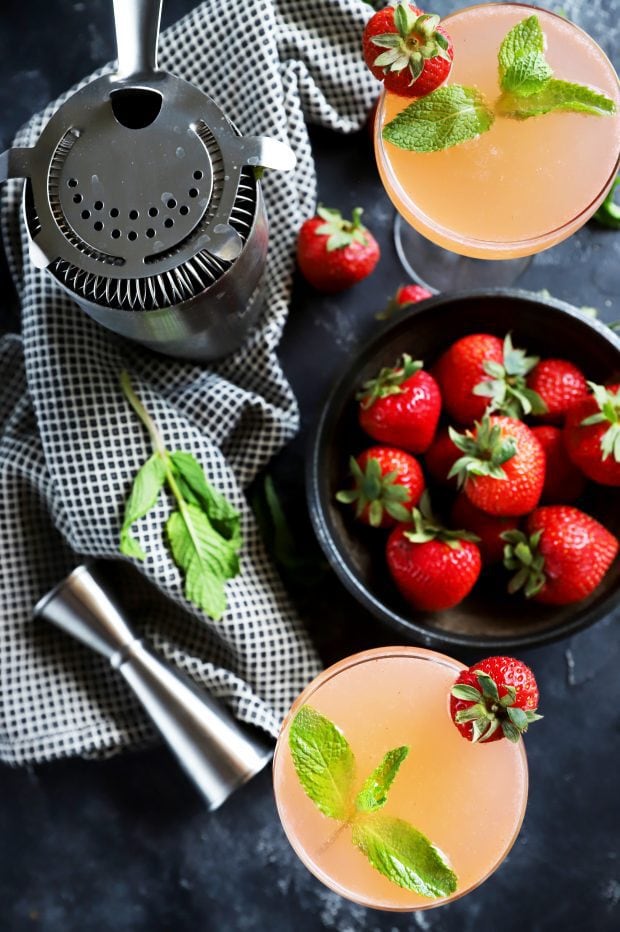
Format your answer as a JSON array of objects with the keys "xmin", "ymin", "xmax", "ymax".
[{"xmin": 305, "ymin": 287, "xmax": 620, "ymax": 651}]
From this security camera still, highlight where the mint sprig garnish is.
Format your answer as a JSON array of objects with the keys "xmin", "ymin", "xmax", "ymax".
[
  {"xmin": 118, "ymin": 372, "xmax": 242, "ymax": 620},
  {"xmin": 288, "ymin": 705, "xmax": 457, "ymax": 898},
  {"xmin": 382, "ymin": 13, "xmax": 615, "ymax": 153},
  {"xmin": 352, "ymin": 816, "xmax": 457, "ymax": 899},
  {"xmin": 382, "ymin": 85, "xmax": 494, "ymax": 153}
]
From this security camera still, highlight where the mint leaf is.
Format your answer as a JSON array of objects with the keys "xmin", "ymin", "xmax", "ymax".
[
  {"xmin": 498, "ymin": 79, "xmax": 616, "ymax": 118},
  {"xmin": 499, "ymin": 15, "xmax": 552, "ymax": 95},
  {"xmin": 166, "ymin": 504, "xmax": 240, "ymax": 620},
  {"xmin": 288, "ymin": 706, "xmax": 356, "ymax": 820},
  {"xmin": 356, "ymin": 746, "xmax": 409, "ymax": 813},
  {"xmin": 382, "ymin": 85, "xmax": 494, "ymax": 153},
  {"xmin": 502, "ymin": 51, "xmax": 553, "ymax": 96},
  {"xmin": 351, "ymin": 815, "xmax": 458, "ymax": 898},
  {"xmin": 170, "ymin": 450, "xmax": 240, "ymax": 544},
  {"xmin": 120, "ymin": 453, "xmax": 166, "ymax": 560},
  {"xmin": 119, "ymin": 372, "xmax": 242, "ymax": 619}
]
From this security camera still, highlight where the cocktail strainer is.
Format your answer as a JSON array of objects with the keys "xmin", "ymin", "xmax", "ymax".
[{"xmin": 0, "ymin": 0, "xmax": 296, "ymax": 360}]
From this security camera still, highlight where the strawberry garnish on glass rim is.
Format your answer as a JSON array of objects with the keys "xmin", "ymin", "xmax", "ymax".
[
  {"xmin": 363, "ymin": 4, "xmax": 454, "ymax": 99},
  {"xmin": 450, "ymin": 656, "xmax": 542, "ymax": 744}
]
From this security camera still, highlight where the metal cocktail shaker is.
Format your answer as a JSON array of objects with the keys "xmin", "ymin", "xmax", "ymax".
[
  {"xmin": 0, "ymin": 0, "xmax": 296, "ymax": 360},
  {"xmin": 34, "ymin": 565, "xmax": 272, "ymax": 810}
]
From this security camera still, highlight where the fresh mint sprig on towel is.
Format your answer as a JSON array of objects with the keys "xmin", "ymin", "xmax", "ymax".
[
  {"xmin": 118, "ymin": 372, "xmax": 242, "ymax": 620},
  {"xmin": 383, "ymin": 13, "xmax": 616, "ymax": 152},
  {"xmin": 288, "ymin": 705, "xmax": 457, "ymax": 898}
]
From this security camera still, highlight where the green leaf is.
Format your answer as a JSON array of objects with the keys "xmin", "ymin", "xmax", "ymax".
[
  {"xmin": 499, "ymin": 15, "xmax": 546, "ymax": 76},
  {"xmin": 499, "ymin": 16, "xmax": 552, "ymax": 95},
  {"xmin": 351, "ymin": 815, "xmax": 458, "ymax": 898},
  {"xmin": 498, "ymin": 80, "xmax": 616, "ymax": 118},
  {"xmin": 166, "ymin": 503, "xmax": 241, "ymax": 620},
  {"xmin": 382, "ymin": 85, "xmax": 494, "ymax": 153},
  {"xmin": 288, "ymin": 706, "xmax": 356, "ymax": 820},
  {"xmin": 450, "ymin": 683, "xmax": 483, "ymax": 702},
  {"xmin": 119, "ymin": 453, "xmax": 167, "ymax": 560},
  {"xmin": 355, "ymin": 746, "xmax": 409, "ymax": 813},
  {"xmin": 593, "ymin": 176, "xmax": 620, "ymax": 229},
  {"xmin": 502, "ymin": 51, "xmax": 554, "ymax": 96},
  {"xmin": 170, "ymin": 451, "xmax": 240, "ymax": 544}
]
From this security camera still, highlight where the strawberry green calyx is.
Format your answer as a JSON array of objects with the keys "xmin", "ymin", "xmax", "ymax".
[
  {"xmin": 404, "ymin": 491, "xmax": 479, "ymax": 550},
  {"xmin": 502, "ymin": 528, "xmax": 546, "ymax": 597},
  {"xmin": 356, "ymin": 354, "xmax": 423, "ymax": 409},
  {"xmin": 448, "ymin": 416, "xmax": 517, "ymax": 486},
  {"xmin": 371, "ymin": 5, "xmax": 451, "ymax": 85},
  {"xmin": 450, "ymin": 670, "xmax": 542, "ymax": 743},
  {"xmin": 472, "ymin": 333, "xmax": 547, "ymax": 418},
  {"xmin": 315, "ymin": 206, "xmax": 371, "ymax": 252},
  {"xmin": 580, "ymin": 382, "xmax": 620, "ymax": 462},
  {"xmin": 336, "ymin": 456, "xmax": 413, "ymax": 527}
]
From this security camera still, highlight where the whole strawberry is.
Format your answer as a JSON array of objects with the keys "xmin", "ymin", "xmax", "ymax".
[
  {"xmin": 424, "ymin": 426, "xmax": 460, "ymax": 487},
  {"xmin": 357, "ymin": 354, "xmax": 441, "ymax": 453},
  {"xmin": 377, "ymin": 283, "xmax": 434, "ymax": 321},
  {"xmin": 386, "ymin": 493, "xmax": 481, "ymax": 611},
  {"xmin": 531, "ymin": 425, "xmax": 586, "ymax": 503},
  {"xmin": 449, "ymin": 415, "xmax": 545, "ymax": 516},
  {"xmin": 503, "ymin": 505, "xmax": 618, "ymax": 605},
  {"xmin": 363, "ymin": 4, "xmax": 453, "ymax": 98},
  {"xmin": 434, "ymin": 333, "xmax": 545, "ymax": 424},
  {"xmin": 527, "ymin": 358, "xmax": 588, "ymax": 424},
  {"xmin": 336, "ymin": 447, "xmax": 425, "ymax": 528},
  {"xmin": 451, "ymin": 494, "xmax": 519, "ymax": 566},
  {"xmin": 450, "ymin": 657, "xmax": 542, "ymax": 743},
  {"xmin": 564, "ymin": 382, "xmax": 620, "ymax": 486},
  {"xmin": 296, "ymin": 206, "xmax": 380, "ymax": 293}
]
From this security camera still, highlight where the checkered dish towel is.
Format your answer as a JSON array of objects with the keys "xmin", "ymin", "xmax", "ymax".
[{"xmin": 0, "ymin": 0, "xmax": 378, "ymax": 765}]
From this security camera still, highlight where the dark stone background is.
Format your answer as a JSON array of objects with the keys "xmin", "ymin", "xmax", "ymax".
[{"xmin": 0, "ymin": 2, "xmax": 618, "ymax": 930}]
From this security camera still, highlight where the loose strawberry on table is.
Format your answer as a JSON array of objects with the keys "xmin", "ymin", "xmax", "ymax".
[
  {"xmin": 363, "ymin": 3, "xmax": 454, "ymax": 98},
  {"xmin": 296, "ymin": 206, "xmax": 380, "ymax": 293},
  {"xmin": 450, "ymin": 657, "xmax": 542, "ymax": 744},
  {"xmin": 527, "ymin": 358, "xmax": 589, "ymax": 424},
  {"xmin": 503, "ymin": 505, "xmax": 618, "ymax": 605},
  {"xmin": 531, "ymin": 425, "xmax": 586, "ymax": 503},
  {"xmin": 336, "ymin": 447, "xmax": 425, "ymax": 529},
  {"xmin": 385, "ymin": 492, "xmax": 481, "ymax": 611},
  {"xmin": 357, "ymin": 354, "xmax": 441, "ymax": 453},
  {"xmin": 449, "ymin": 415, "xmax": 545, "ymax": 517},
  {"xmin": 377, "ymin": 283, "xmax": 433, "ymax": 320},
  {"xmin": 564, "ymin": 382, "xmax": 620, "ymax": 486}
]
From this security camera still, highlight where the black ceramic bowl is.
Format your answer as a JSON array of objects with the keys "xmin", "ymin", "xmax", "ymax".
[{"xmin": 307, "ymin": 289, "xmax": 620, "ymax": 650}]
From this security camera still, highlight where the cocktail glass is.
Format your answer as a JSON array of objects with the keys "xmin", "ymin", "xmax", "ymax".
[
  {"xmin": 374, "ymin": 3, "xmax": 620, "ymax": 292},
  {"xmin": 273, "ymin": 646, "xmax": 528, "ymax": 911}
]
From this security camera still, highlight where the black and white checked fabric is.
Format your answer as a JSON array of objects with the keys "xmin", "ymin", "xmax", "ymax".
[{"xmin": 0, "ymin": 0, "xmax": 378, "ymax": 765}]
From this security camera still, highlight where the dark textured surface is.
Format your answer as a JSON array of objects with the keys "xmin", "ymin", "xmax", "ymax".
[{"xmin": 0, "ymin": 2, "xmax": 619, "ymax": 930}]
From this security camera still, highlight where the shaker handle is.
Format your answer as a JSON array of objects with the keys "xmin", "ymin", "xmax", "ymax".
[{"xmin": 113, "ymin": 0, "xmax": 163, "ymax": 79}]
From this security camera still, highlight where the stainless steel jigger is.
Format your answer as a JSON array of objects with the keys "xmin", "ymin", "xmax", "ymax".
[{"xmin": 34, "ymin": 564, "xmax": 272, "ymax": 809}]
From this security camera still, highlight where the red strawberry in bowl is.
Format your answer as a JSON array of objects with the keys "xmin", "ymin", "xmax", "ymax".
[
  {"xmin": 448, "ymin": 415, "xmax": 545, "ymax": 516},
  {"xmin": 433, "ymin": 333, "xmax": 545, "ymax": 425},
  {"xmin": 451, "ymin": 494, "xmax": 519, "ymax": 566},
  {"xmin": 357, "ymin": 354, "xmax": 441, "ymax": 453},
  {"xmin": 296, "ymin": 206, "xmax": 380, "ymax": 293},
  {"xmin": 363, "ymin": 4, "xmax": 454, "ymax": 99},
  {"xmin": 335, "ymin": 447, "xmax": 425, "ymax": 528},
  {"xmin": 503, "ymin": 505, "xmax": 618, "ymax": 605},
  {"xmin": 527, "ymin": 358, "xmax": 589, "ymax": 424},
  {"xmin": 424, "ymin": 426, "xmax": 460, "ymax": 487},
  {"xmin": 386, "ymin": 492, "xmax": 481, "ymax": 611},
  {"xmin": 564, "ymin": 382, "xmax": 620, "ymax": 486},
  {"xmin": 531, "ymin": 425, "xmax": 586, "ymax": 503},
  {"xmin": 450, "ymin": 657, "xmax": 542, "ymax": 743}
]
